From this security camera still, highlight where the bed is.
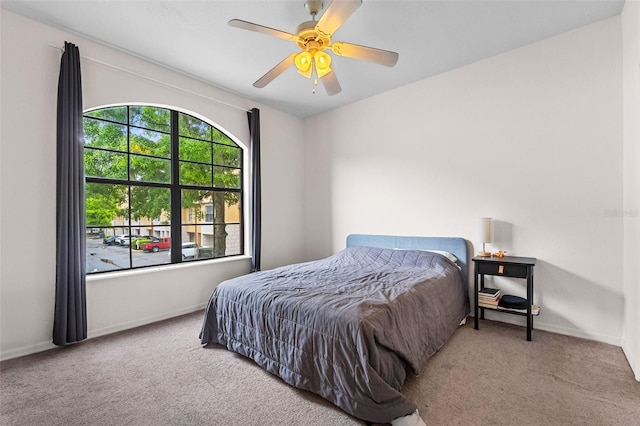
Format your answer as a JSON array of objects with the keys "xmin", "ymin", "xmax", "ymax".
[{"xmin": 200, "ymin": 234, "xmax": 470, "ymax": 423}]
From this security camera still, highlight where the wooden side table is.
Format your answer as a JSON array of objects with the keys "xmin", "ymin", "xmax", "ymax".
[{"xmin": 472, "ymin": 255, "xmax": 538, "ymax": 341}]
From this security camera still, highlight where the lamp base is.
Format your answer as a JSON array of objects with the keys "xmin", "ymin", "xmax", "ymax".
[{"xmin": 476, "ymin": 251, "xmax": 492, "ymax": 257}]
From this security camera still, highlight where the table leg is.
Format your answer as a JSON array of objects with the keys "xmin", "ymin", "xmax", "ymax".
[
  {"xmin": 474, "ymin": 263, "xmax": 479, "ymax": 330},
  {"xmin": 526, "ymin": 266, "xmax": 533, "ymax": 341}
]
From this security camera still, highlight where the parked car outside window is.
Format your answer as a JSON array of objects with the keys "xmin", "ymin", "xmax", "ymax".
[
  {"xmin": 141, "ymin": 237, "xmax": 171, "ymax": 252},
  {"xmin": 103, "ymin": 235, "xmax": 117, "ymax": 245},
  {"xmin": 115, "ymin": 235, "xmax": 130, "ymax": 245},
  {"xmin": 132, "ymin": 236, "xmax": 159, "ymax": 250},
  {"xmin": 119, "ymin": 235, "xmax": 141, "ymax": 246},
  {"xmin": 168, "ymin": 242, "xmax": 198, "ymax": 259}
]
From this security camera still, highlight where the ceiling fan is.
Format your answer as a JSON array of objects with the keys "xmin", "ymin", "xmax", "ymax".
[{"xmin": 229, "ymin": 0, "xmax": 399, "ymax": 96}]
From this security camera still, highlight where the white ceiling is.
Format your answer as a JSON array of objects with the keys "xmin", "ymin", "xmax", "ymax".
[{"xmin": 1, "ymin": 0, "xmax": 625, "ymax": 118}]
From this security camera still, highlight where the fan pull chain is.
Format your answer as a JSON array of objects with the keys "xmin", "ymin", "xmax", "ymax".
[{"xmin": 311, "ymin": 63, "xmax": 318, "ymax": 94}]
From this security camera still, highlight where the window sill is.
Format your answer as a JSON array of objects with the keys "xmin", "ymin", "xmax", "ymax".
[{"xmin": 86, "ymin": 255, "xmax": 252, "ymax": 283}]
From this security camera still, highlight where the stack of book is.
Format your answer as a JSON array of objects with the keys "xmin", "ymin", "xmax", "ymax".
[{"xmin": 478, "ymin": 287, "xmax": 501, "ymax": 308}]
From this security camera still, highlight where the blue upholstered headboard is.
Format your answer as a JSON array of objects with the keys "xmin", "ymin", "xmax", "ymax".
[{"xmin": 346, "ymin": 234, "xmax": 470, "ymax": 282}]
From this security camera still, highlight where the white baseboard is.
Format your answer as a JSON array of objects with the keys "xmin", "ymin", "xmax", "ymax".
[
  {"xmin": 0, "ymin": 304, "xmax": 206, "ymax": 362},
  {"xmin": 87, "ymin": 303, "xmax": 206, "ymax": 339},
  {"xmin": 534, "ymin": 321, "xmax": 622, "ymax": 347},
  {"xmin": 0, "ymin": 341, "xmax": 58, "ymax": 362},
  {"xmin": 479, "ymin": 312, "xmax": 622, "ymax": 346}
]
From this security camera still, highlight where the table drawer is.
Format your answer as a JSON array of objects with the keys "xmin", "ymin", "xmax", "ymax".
[{"xmin": 478, "ymin": 262, "xmax": 528, "ymax": 278}]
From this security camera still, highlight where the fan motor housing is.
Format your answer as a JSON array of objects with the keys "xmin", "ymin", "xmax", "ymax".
[{"xmin": 296, "ymin": 20, "xmax": 331, "ymax": 52}]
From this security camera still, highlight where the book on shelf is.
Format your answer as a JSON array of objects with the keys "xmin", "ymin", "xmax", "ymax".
[
  {"xmin": 478, "ymin": 287, "xmax": 501, "ymax": 307},
  {"xmin": 478, "ymin": 302, "xmax": 540, "ymax": 315},
  {"xmin": 478, "ymin": 292, "xmax": 500, "ymax": 299},
  {"xmin": 478, "ymin": 287, "xmax": 500, "ymax": 297},
  {"xmin": 478, "ymin": 294, "xmax": 500, "ymax": 301},
  {"xmin": 502, "ymin": 304, "xmax": 540, "ymax": 315}
]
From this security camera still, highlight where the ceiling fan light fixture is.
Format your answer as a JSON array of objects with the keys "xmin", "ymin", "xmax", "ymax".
[
  {"xmin": 231, "ymin": 0, "xmax": 396, "ymax": 96},
  {"xmin": 314, "ymin": 51, "xmax": 332, "ymax": 78}
]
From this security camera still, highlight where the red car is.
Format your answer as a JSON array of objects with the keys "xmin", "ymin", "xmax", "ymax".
[{"xmin": 141, "ymin": 237, "xmax": 171, "ymax": 252}]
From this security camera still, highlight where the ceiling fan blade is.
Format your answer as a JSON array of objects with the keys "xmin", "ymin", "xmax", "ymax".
[
  {"xmin": 320, "ymin": 70, "xmax": 342, "ymax": 96},
  {"xmin": 315, "ymin": 0, "xmax": 362, "ymax": 37},
  {"xmin": 331, "ymin": 41, "xmax": 399, "ymax": 67},
  {"xmin": 253, "ymin": 53, "xmax": 297, "ymax": 88},
  {"xmin": 229, "ymin": 19, "xmax": 298, "ymax": 42}
]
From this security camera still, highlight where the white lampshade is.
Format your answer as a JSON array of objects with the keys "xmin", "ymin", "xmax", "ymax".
[{"xmin": 478, "ymin": 217, "xmax": 493, "ymax": 243}]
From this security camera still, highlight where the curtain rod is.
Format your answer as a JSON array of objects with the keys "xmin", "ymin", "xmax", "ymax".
[{"xmin": 48, "ymin": 44, "xmax": 250, "ymax": 113}]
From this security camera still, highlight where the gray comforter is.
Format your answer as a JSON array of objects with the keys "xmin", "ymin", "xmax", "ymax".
[{"xmin": 200, "ymin": 246, "xmax": 469, "ymax": 423}]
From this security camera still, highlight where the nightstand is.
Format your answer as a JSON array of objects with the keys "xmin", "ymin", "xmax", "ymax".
[{"xmin": 472, "ymin": 255, "xmax": 538, "ymax": 341}]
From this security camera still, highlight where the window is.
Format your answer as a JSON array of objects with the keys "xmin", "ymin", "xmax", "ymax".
[{"xmin": 84, "ymin": 105, "xmax": 243, "ymax": 273}]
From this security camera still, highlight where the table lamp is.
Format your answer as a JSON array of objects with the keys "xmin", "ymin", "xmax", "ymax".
[{"xmin": 477, "ymin": 217, "xmax": 493, "ymax": 257}]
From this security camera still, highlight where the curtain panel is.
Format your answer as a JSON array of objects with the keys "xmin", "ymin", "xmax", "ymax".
[
  {"xmin": 248, "ymin": 108, "xmax": 261, "ymax": 272},
  {"xmin": 53, "ymin": 41, "xmax": 87, "ymax": 346}
]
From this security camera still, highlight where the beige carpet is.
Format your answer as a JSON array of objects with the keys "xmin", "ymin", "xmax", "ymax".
[{"xmin": 1, "ymin": 311, "xmax": 639, "ymax": 425}]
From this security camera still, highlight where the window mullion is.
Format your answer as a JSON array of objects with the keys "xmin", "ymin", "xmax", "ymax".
[
  {"xmin": 170, "ymin": 110, "xmax": 181, "ymax": 263},
  {"xmin": 126, "ymin": 106, "xmax": 133, "ymax": 268}
]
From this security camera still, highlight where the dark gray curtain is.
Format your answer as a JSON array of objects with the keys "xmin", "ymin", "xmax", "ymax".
[
  {"xmin": 248, "ymin": 108, "xmax": 261, "ymax": 272},
  {"xmin": 53, "ymin": 41, "xmax": 87, "ymax": 346}
]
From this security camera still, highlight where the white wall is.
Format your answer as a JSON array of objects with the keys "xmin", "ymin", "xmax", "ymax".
[
  {"xmin": 621, "ymin": 0, "xmax": 640, "ymax": 381},
  {"xmin": 303, "ymin": 17, "xmax": 624, "ymax": 345},
  {"xmin": 0, "ymin": 10, "xmax": 305, "ymax": 360}
]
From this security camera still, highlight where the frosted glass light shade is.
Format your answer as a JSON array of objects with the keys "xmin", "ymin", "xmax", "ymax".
[
  {"xmin": 477, "ymin": 217, "xmax": 493, "ymax": 257},
  {"xmin": 295, "ymin": 51, "xmax": 313, "ymax": 78},
  {"xmin": 314, "ymin": 51, "xmax": 332, "ymax": 78},
  {"xmin": 478, "ymin": 217, "xmax": 493, "ymax": 243}
]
